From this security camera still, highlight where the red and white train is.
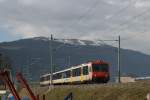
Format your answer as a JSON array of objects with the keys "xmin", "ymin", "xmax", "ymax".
[{"xmin": 40, "ymin": 60, "xmax": 109, "ymax": 85}]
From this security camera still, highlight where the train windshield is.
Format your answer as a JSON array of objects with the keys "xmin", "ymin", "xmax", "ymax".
[{"xmin": 92, "ymin": 64, "xmax": 108, "ymax": 72}]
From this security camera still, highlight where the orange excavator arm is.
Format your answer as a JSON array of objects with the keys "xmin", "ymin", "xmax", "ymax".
[
  {"xmin": 0, "ymin": 70, "xmax": 21, "ymax": 100},
  {"xmin": 16, "ymin": 72, "xmax": 37, "ymax": 100}
]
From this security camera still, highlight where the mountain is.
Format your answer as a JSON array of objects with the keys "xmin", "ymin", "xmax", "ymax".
[{"xmin": 0, "ymin": 37, "xmax": 150, "ymax": 81}]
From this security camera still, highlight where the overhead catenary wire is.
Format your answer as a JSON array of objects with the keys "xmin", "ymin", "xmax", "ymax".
[
  {"xmin": 60, "ymin": 0, "xmax": 102, "ymax": 34},
  {"xmin": 60, "ymin": 0, "xmax": 136, "ymax": 35},
  {"xmin": 121, "ymin": 27, "xmax": 150, "ymax": 41},
  {"xmin": 105, "ymin": 0, "xmax": 135, "ymax": 20},
  {"xmin": 55, "ymin": 0, "xmax": 150, "ymax": 45},
  {"xmin": 115, "ymin": 8, "xmax": 150, "ymax": 33},
  {"xmin": 57, "ymin": 0, "xmax": 146, "ymax": 44},
  {"xmin": 105, "ymin": 5, "xmax": 150, "ymax": 41},
  {"xmin": 75, "ymin": 0, "xmax": 135, "ymax": 27},
  {"xmin": 87, "ymin": 0, "xmax": 137, "ymax": 25},
  {"xmin": 118, "ymin": 11, "xmax": 150, "ymax": 41},
  {"xmin": 58, "ymin": 0, "xmax": 150, "ymax": 43}
]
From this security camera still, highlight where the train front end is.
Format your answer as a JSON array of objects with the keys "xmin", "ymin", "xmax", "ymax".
[{"xmin": 91, "ymin": 61, "xmax": 109, "ymax": 83}]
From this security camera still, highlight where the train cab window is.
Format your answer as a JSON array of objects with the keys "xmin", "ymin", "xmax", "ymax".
[
  {"xmin": 83, "ymin": 66, "xmax": 88, "ymax": 75},
  {"xmin": 73, "ymin": 68, "xmax": 81, "ymax": 76},
  {"xmin": 92, "ymin": 64, "xmax": 108, "ymax": 72}
]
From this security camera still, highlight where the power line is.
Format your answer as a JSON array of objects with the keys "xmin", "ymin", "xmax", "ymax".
[
  {"xmin": 105, "ymin": 1, "xmax": 133, "ymax": 20},
  {"xmin": 74, "ymin": 0, "xmax": 101, "ymax": 23},
  {"xmin": 60, "ymin": 0, "xmax": 102, "ymax": 34},
  {"xmin": 76, "ymin": 0, "xmax": 134, "ymax": 27},
  {"xmin": 121, "ymin": 28, "xmax": 150, "ymax": 41},
  {"xmin": 96, "ymin": 0, "xmax": 137, "ymax": 25},
  {"xmin": 120, "ymin": 13, "xmax": 150, "ymax": 41},
  {"xmin": 55, "ymin": 0, "xmax": 141, "ymax": 43},
  {"xmin": 116, "ymin": 12, "xmax": 150, "ymax": 41},
  {"xmin": 106, "ymin": 6, "xmax": 150, "ymax": 38},
  {"xmin": 60, "ymin": 0, "xmax": 135, "ymax": 35},
  {"xmin": 56, "ymin": 0, "xmax": 150, "ymax": 44}
]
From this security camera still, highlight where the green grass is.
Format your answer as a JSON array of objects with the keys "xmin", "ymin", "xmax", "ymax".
[{"xmin": 20, "ymin": 82, "xmax": 150, "ymax": 100}]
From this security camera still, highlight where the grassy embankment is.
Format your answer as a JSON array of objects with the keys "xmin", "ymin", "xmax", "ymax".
[{"xmin": 20, "ymin": 81, "xmax": 150, "ymax": 100}]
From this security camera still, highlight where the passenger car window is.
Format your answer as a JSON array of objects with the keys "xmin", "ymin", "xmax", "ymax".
[
  {"xmin": 83, "ymin": 66, "xmax": 88, "ymax": 75},
  {"xmin": 73, "ymin": 68, "xmax": 81, "ymax": 76}
]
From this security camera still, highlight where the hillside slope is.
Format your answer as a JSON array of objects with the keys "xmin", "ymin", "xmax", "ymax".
[{"xmin": 0, "ymin": 37, "xmax": 150, "ymax": 81}]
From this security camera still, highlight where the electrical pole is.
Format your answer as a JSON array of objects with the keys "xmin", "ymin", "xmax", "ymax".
[
  {"xmin": 91, "ymin": 37, "xmax": 121, "ymax": 83},
  {"xmin": 50, "ymin": 34, "xmax": 53, "ymax": 86},
  {"xmin": 0, "ymin": 53, "xmax": 2, "ymax": 69},
  {"xmin": 68, "ymin": 56, "xmax": 71, "ymax": 67},
  {"xmin": 118, "ymin": 35, "xmax": 121, "ymax": 83}
]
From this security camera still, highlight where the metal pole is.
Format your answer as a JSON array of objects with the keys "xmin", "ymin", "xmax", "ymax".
[
  {"xmin": 0, "ymin": 53, "xmax": 2, "ymax": 69},
  {"xmin": 68, "ymin": 56, "xmax": 71, "ymax": 67},
  {"xmin": 118, "ymin": 35, "xmax": 121, "ymax": 83},
  {"xmin": 50, "ymin": 34, "xmax": 53, "ymax": 86}
]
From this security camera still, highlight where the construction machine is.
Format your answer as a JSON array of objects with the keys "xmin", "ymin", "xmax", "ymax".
[{"xmin": 0, "ymin": 70, "xmax": 38, "ymax": 100}]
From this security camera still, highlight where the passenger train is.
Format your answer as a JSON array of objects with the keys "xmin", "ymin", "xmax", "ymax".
[{"xmin": 40, "ymin": 60, "xmax": 109, "ymax": 85}]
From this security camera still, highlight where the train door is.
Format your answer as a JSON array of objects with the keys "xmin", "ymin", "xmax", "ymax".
[
  {"xmin": 83, "ymin": 66, "xmax": 89, "ymax": 82},
  {"xmin": 88, "ymin": 63, "xmax": 93, "ymax": 80},
  {"xmin": 70, "ymin": 69, "xmax": 73, "ymax": 83},
  {"xmin": 80, "ymin": 67, "xmax": 83, "ymax": 82}
]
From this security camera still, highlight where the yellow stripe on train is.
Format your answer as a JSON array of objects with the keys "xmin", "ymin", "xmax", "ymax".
[{"xmin": 80, "ymin": 74, "xmax": 84, "ymax": 82}]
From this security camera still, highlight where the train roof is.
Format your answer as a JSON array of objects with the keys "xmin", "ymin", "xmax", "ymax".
[
  {"xmin": 40, "ymin": 62, "xmax": 89, "ymax": 77},
  {"xmin": 40, "ymin": 73, "xmax": 51, "ymax": 77},
  {"xmin": 87, "ymin": 60, "xmax": 108, "ymax": 64},
  {"xmin": 53, "ymin": 63, "xmax": 89, "ymax": 74}
]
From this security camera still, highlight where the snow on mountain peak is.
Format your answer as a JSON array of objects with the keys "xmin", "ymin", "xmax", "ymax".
[
  {"xmin": 33, "ymin": 37, "xmax": 49, "ymax": 41},
  {"xmin": 55, "ymin": 39, "xmax": 105, "ymax": 46},
  {"xmin": 32, "ymin": 37, "xmax": 105, "ymax": 46}
]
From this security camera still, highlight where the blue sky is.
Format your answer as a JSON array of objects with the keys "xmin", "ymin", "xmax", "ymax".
[
  {"xmin": 0, "ymin": 33, "xmax": 19, "ymax": 42},
  {"xmin": 0, "ymin": 28, "xmax": 22, "ymax": 42},
  {"xmin": 0, "ymin": 29, "xmax": 16, "ymax": 42}
]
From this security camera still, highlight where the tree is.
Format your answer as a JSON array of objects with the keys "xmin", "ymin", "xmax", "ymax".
[{"xmin": 0, "ymin": 53, "xmax": 12, "ymax": 70}]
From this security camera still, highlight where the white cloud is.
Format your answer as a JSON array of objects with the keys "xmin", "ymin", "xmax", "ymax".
[
  {"xmin": 105, "ymin": 15, "xmax": 113, "ymax": 19},
  {"xmin": 134, "ymin": 0, "xmax": 150, "ymax": 8},
  {"xmin": 103, "ymin": 0, "xmax": 131, "ymax": 6},
  {"xmin": 2, "ymin": 19, "xmax": 51, "ymax": 38},
  {"xmin": 1, "ymin": 0, "xmax": 150, "ymax": 54},
  {"xmin": 17, "ymin": 0, "xmax": 46, "ymax": 6},
  {"xmin": 105, "ymin": 0, "xmax": 116, "ymax": 5},
  {"xmin": 12, "ymin": 25, "xmax": 38, "ymax": 38},
  {"xmin": 18, "ymin": 0, "xmax": 34, "ymax": 5},
  {"xmin": 0, "ymin": 0, "xmax": 5, "ymax": 3}
]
